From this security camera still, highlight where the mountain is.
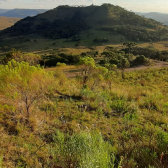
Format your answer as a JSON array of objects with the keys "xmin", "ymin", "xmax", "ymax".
[
  {"xmin": 1, "ymin": 4, "xmax": 168, "ymax": 42},
  {"xmin": 0, "ymin": 9, "xmax": 48, "ymax": 18},
  {"xmin": 136, "ymin": 12, "xmax": 168, "ymax": 25},
  {"xmin": 0, "ymin": 16, "xmax": 21, "ymax": 30},
  {"xmin": 0, "ymin": 9, "xmax": 10, "ymax": 14}
]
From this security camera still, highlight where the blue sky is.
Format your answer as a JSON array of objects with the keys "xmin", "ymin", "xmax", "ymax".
[{"xmin": 0, "ymin": 0, "xmax": 168, "ymax": 13}]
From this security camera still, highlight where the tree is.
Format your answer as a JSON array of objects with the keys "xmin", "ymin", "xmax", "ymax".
[
  {"xmin": 3, "ymin": 49, "xmax": 41, "ymax": 66},
  {"xmin": 91, "ymin": 66, "xmax": 108, "ymax": 90},
  {"xmin": 104, "ymin": 46, "xmax": 118, "ymax": 52},
  {"xmin": 0, "ymin": 60, "xmax": 54, "ymax": 122},
  {"xmin": 77, "ymin": 57, "xmax": 96, "ymax": 87},
  {"xmin": 118, "ymin": 57, "xmax": 130, "ymax": 79},
  {"xmin": 123, "ymin": 42, "xmax": 137, "ymax": 54},
  {"xmin": 77, "ymin": 57, "xmax": 108, "ymax": 89},
  {"xmin": 101, "ymin": 51, "xmax": 117, "ymax": 63},
  {"xmin": 133, "ymin": 55, "xmax": 149, "ymax": 65},
  {"xmin": 104, "ymin": 64, "xmax": 117, "ymax": 90}
]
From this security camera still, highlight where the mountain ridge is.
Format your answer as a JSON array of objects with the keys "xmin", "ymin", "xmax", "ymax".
[
  {"xmin": 0, "ymin": 8, "xmax": 48, "ymax": 18},
  {"xmin": 1, "ymin": 4, "xmax": 168, "ymax": 43},
  {"xmin": 136, "ymin": 12, "xmax": 168, "ymax": 25}
]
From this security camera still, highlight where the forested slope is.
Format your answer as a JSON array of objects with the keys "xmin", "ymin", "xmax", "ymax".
[{"xmin": 1, "ymin": 4, "xmax": 168, "ymax": 42}]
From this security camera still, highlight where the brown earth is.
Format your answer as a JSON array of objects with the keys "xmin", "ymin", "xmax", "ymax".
[
  {"xmin": 125, "ymin": 60, "xmax": 168, "ymax": 72},
  {"xmin": 0, "ymin": 16, "xmax": 21, "ymax": 30}
]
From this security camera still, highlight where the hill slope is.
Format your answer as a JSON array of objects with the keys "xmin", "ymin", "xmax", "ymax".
[
  {"xmin": 1, "ymin": 4, "xmax": 168, "ymax": 43},
  {"xmin": 0, "ymin": 9, "xmax": 9, "ymax": 14},
  {"xmin": 0, "ymin": 16, "xmax": 21, "ymax": 30},
  {"xmin": 0, "ymin": 9, "xmax": 47, "ymax": 18}
]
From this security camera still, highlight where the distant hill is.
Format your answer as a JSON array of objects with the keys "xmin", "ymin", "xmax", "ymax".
[
  {"xmin": 1, "ymin": 4, "xmax": 168, "ymax": 42},
  {"xmin": 0, "ymin": 9, "xmax": 10, "ymax": 14},
  {"xmin": 0, "ymin": 9, "xmax": 48, "ymax": 18},
  {"xmin": 0, "ymin": 16, "xmax": 21, "ymax": 30},
  {"xmin": 136, "ymin": 12, "xmax": 168, "ymax": 25}
]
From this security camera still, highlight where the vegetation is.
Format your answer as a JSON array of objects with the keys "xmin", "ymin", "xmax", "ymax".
[
  {"xmin": 0, "ymin": 49, "xmax": 168, "ymax": 167},
  {"xmin": 1, "ymin": 3, "xmax": 168, "ymax": 168},
  {"xmin": 2, "ymin": 49, "xmax": 41, "ymax": 65},
  {"xmin": 40, "ymin": 53, "xmax": 80, "ymax": 67},
  {"xmin": 1, "ymin": 4, "xmax": 168, "ymax": 43},
  {"xmin": 126, "ymin": 46, "xmax": 168, "ymax": 61},
  {"xmin": 99, "ymin": 25, "xmax": 168, "ymax": 42}
]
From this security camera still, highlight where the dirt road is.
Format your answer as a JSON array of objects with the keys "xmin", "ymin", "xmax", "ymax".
[
  {"xmin": 47, "ymin": 60, "xmax": 168, "ymax": 78},
  {"xmin": 125, "ymin": 60, "xmax": 168, "ymax": 72}
]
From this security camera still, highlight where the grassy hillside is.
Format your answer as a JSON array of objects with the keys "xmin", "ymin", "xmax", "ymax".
[
  {"xmin": 1, "ymin": 4, "xmax": 168, "ymax": 44},
  {"xmin": 0, "ymin": 16, "xmax": 21, "ymax": 30},
  {"xmin": 2, "ymin": 3, "xmax": 168, "ymax": 168},
  {"xmin": 1, "ymin": 58, "xmax": 168, "ymax": 167}
]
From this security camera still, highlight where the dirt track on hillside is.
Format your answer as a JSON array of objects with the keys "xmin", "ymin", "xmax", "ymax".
[
  {"xmin": 125, "ymin": 60, "xmax": 168, "ymax": 72},
  {"xmin": 62, "ymin": 60, "xmax": 168, "ymax": 78}
]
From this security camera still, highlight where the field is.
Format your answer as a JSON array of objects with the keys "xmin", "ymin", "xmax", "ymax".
[
  {"xmin": 1, "ymin": 31, "xmax": 168, "ymax": 56},
  {"xmin": 0, "ymin": 16, "xmax": 21, "ymax": 30}
]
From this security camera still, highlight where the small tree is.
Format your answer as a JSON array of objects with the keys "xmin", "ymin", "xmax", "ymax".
[
  {"xmin": 77, "ymin": 57, "xmax": 96, "ymax": 87},
  {"xmin": 0, "ymin": 60, "xmax": 54, "ymax": 122},
  {"xmin": 118, "ymin": 57, "xmax": 130, "ymax": 79},
  {"xmin": 104, "ymin": 64, "xmax": 118, "ymax": 90},
  {"xmin": 77, "ymin": 57, "xmax": 108, "ymax": 89},
  {"xmin": 123, "ymin": 42, "xmax": 137, "ymax": 54},
  {"xmin": 91, "ymin": 66, "xmax": 108, "ymax": 90},
  {"xmin": 133, "ymin": 55, "xmax": 149, "ymax": 65},
  {"xmin": 101, "ymin": 46, "xmax": 118, "ymax": 63}
]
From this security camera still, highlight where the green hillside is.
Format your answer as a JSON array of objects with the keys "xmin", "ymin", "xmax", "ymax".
[
  {"xmin": 1, "ymin": 4, "xmax": 168, "ymax": 43},
  {"xmin": 1, "ymin": 57, "xmax": 168, "ymax": 167}
]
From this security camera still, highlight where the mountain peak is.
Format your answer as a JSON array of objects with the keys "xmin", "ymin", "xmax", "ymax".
[{"xmin": 1, "ymin": 4, "xmax": 168, "ymax": 43}]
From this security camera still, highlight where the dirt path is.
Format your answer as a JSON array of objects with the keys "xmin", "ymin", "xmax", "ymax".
[
  {"xmin": 125, "ymin": 60, "xmax": 168, "ymax": 72},
  {"xmin": 64, "ymin": 61, "xmax": 168, "ymax": 78},
  {"xmin": 46, "ymin": 60, "xmax": 168, "ymax": 78}
]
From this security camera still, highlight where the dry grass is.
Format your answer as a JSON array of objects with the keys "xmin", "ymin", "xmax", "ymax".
[
  {"xmin": 138, "ymin": 41, "xmax": 168, "ymax": 50},
  {"xmin": 45, "ymin": 65, "xmax": 81, "ymax": 78},
  {"xmin": 0, "ymin": 17, "xmax": 21, "ymax": 30}
]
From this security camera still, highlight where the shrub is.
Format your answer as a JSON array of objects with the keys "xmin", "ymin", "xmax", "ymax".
[
  {"xmin": 0, "ymin": 60, "xmax": 55, "ymax": 123},
  {"xmin": 133, "ymin": 55, "xmax": 149, "ymax": 66},
  {"xmin": 52, "ymin": 131, "xmax": 115, "ymax": 168},
  {"xmin": 57, "ymin": 62, "xmax": 66, "ymax": 67}
]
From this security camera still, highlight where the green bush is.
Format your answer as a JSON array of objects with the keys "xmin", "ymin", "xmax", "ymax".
[
  {"xmin": 133, "ymin": 55, "xmax": 149, "ymax": 66},
  {"xmin": 51, "ymin": 131, "xmax": 115, "ymax": 168},
  {"xmin": 57, "ymin": 62, "xmax": 66, "ymax": 67}
]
